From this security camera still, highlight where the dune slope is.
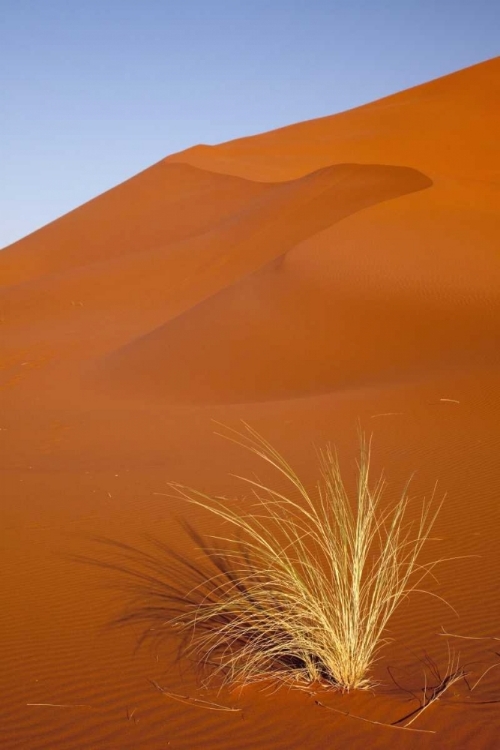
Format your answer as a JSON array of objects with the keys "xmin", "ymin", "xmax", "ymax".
[{"xmin": 0, "ymin": 57, "xmax": 499, "ymax": 750}]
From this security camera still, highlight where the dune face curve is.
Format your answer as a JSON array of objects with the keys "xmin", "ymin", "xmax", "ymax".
[
  {"xmin": 91, "ymin": 162, "xmax": 433, "ymax": 403},
  {"xmin": 1, "ymin": 58, "xmax": 500, "ymax": 750}
]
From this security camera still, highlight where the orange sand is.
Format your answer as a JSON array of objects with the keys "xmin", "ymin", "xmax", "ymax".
[{"xmin": 1, "ymin": 57, "xmax": 499, "ymax": 749}]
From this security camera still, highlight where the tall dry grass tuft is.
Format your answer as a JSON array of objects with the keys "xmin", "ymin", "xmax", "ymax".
[{"xmin": 163, "ymin": 424, "xmax": 445, "ymax": 691}]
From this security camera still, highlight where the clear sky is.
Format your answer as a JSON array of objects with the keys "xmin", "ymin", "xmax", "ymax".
[{"xmin": 2, "ymin": 0, "xmax": 499, "ymax": 249}]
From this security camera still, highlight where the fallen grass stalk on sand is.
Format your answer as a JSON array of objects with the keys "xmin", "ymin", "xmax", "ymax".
[
  {"xmin": 149, "ymin": 681, "xmax": 241, "ymax": 712},
  {"xmin": 390, "ymin": 649, "xmax": 466, "ymax": 727},
  {"xmin": 153, "ymin": 423, "xmax": 446, "ymax": 692},
  {"xmin": 314, "ymin": 699, "xmax": 436, "ymax": 734}
]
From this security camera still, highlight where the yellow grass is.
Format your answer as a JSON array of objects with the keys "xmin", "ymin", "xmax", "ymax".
[{"xmin": 165, "ymin": 424, "xmax": 444, "ymax": 691}]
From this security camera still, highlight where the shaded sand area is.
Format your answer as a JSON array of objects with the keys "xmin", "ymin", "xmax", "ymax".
[{"xmin": 1, "ymin": 57, "xmax": 500, "ymax": 748}]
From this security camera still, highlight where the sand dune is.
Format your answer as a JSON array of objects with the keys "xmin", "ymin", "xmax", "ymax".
[{"xmin": 1, "ymin": 57, "xmax": 500, "ymax": 749}]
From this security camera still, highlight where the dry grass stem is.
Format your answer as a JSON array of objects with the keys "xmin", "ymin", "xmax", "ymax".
[
  {"xmin": 149, "ymin": 681, "xmax": 241, "ymax": 712},
  {"xmin": 439, "ymin": 627, "xmax": 500, "ymax": 642},
  {"xmin": 315, "ymin": 699, "xmax": 436, "ymax": 734},
  {"xmin": 26, "ymin": 703, "xmax": 93, "ymax": 709}
]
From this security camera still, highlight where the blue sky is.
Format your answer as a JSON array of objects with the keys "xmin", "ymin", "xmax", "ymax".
[{"xmin": 2, "ymin": 0, "xmax": 499, "ymax": 248}]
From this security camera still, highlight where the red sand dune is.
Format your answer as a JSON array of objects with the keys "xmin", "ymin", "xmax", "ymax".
[{"xmin": 1, "ymin": 57, "xmax": 500, "ymax": 749}]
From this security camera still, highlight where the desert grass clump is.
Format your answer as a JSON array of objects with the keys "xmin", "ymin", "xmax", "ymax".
[{"xmin": 160, "ymin": 424, "xmax": 444, "ymax": 692}]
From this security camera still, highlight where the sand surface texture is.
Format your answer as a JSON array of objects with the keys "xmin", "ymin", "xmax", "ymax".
[{"xmin": 1, "ymin": 57, "xmax": 499, "ymax": 749}]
